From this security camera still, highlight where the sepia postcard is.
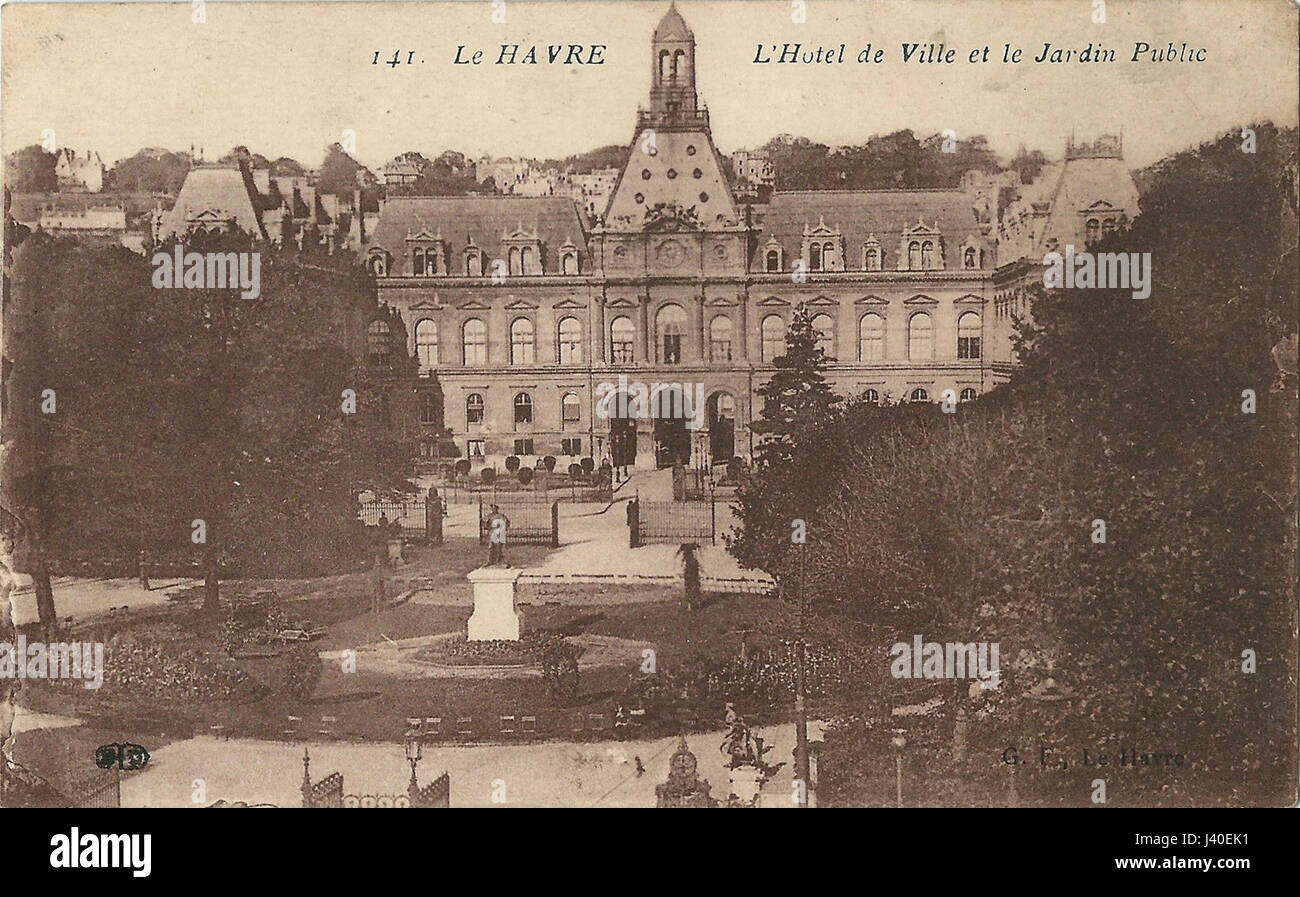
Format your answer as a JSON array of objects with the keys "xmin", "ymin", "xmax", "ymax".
[{"xmin": 1, "ymin": 0, "xmax": 1298, "ymax": 844}]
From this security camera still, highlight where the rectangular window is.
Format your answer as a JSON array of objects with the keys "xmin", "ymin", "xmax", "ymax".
[
  {"xmin": 957, "ymin": 337, "xmax": 982, "ymax": 360},
  {"xmin": 561, "ymin": 437, "xmax": 582, "ymax": 456},
  {"xmin": 514, "ymin": 438, "xmax": 534, "ymax": 456},
  {"xmin": 467, "ymin": 439, "xmax": 485, "ymax": 459}
]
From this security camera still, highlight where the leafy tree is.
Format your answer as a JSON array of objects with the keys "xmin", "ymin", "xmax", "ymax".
[
  {"xmin": 317, "ymin": 143, "xmax": 373, "ymax": 198},
  {"xmin": 105, "ymin": 148, "xmax": 192, "ymax": 194},
  {"xmin": 3, "ymin": 228, "xmax": 414, "ymax": 620},
  {"xmin": 3, "ymin": 146, "xmax": 57, "ymax": 193}
]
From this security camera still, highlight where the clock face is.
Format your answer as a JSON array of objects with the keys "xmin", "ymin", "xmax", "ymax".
[{"xmin": 656, "ymin": 239, "xmax": 685, "ymax": 268}]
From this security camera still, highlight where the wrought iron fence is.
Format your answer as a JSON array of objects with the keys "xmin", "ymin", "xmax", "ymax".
[
  {"xmin": 478, "ymin": 498, "xmax": 559, "ymax": 547},
  {"xmin": 358, "ymin": 497, "xmax": 432, "ymax": 540},
  {"xmin": 637, "ymin": 499, "xmax": 715, "ymax": 546}
]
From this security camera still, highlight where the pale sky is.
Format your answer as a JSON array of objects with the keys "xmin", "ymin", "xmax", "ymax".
[{"xmin": 2, "ymin": 0, "xmax": 1296, "ymax": 171}]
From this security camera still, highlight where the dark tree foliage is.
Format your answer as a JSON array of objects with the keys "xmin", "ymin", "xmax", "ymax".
[
  {"xmin": 739, "ymin": 124, "xmax": 1299, "ymax": 804},
  {"xmin": 105, "ymin": 148, "xmax": 192, "ymax": 194},
  {"xmin": 4, "ymin": 146, "xmax": 58, "ymax": 193},
  {"xmin": 3, "ymin": 228, "xmax": 414, "ymax": 619}
]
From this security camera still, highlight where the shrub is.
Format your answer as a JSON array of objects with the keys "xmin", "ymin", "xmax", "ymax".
[
  {"xmin": 542, "ymin": 455, "xmax": 557, "ymax": 472},
  {"xmin": 568, "ymin": 462, "xmax": 583, "ymax": 479},
  {"xmin": 580, "ymin": 456, "xmax": 595, "ymax": 474},
  {"xmin": 454, "ymin": 459, "xmax": 471, "ymax": 478},
  {"xmin": 518, "ymin": 467, "xmax": 534, "ymax": 486},
  {"xmin": 505, "ymin": 456, "xmax": 521, "ymax": 473},
  {"xmin": 480, "ymin": 467, "xmax": 496, "ymax": 484},
  {"xmin": 279, "ymin": 643, "xmax": 321, "ymax": 698}
]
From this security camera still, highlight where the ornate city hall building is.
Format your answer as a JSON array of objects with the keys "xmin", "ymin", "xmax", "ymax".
[{"xmin": 367, "ymin": 5, "xmax": 1135, "ymax": 469}]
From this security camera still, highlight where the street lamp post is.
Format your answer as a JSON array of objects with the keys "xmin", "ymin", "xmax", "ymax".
[
  {"xmin": 404, "ymin": 728, "xmax": 422, "ymax": 805},
  {"xmin": 890, "ymin": 732, "xmax": 907, "ymax": 807}
]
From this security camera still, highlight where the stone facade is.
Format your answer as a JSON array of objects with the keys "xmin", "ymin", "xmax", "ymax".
[{"xmin": 368, "ymin": 4, "xmax": 1137, "ymax": 471}]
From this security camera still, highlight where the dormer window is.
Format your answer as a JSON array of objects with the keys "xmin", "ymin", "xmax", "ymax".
[
  {"xmin": 802, "ymin": 218, "xmax": 842, "ymax": 272},
  {"xmin": 761, "ymin": 237, "xmax": 784, "ymax": 273},
  {"xmin": 898, "ymin": 221, "xmax": 944, "ymax": 271},
  {"xmin": 367, "ymin": 249, "xmax": 388, "ymax": 277},
  {"xmin": 503, "ymin": 228, "xmax": 544, "ymax": 275},
  {"xmin": 559, "ymin": 241, "xmax": 580, "ymax": 275},
  {"xmin": 407, "ymin": 232, "xmax": 446, "ymax": 276},
  {"xmin": 464, "ymin": 246, "xmax": 484, "ymax": 277},
  {"xmin": 862, "ymin": 237, "xmax": 882, "ymax": 271},
  {"xmin": 963, "ymin": 247, "xmax": 978, "ymax": 269}
]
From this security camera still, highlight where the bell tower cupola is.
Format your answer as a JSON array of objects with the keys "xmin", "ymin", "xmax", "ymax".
[{"xmin": 649, "ymin": 3, "xmax": 699, "ymax": 124}]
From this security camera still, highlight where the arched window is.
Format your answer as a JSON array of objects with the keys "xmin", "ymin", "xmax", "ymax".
[
  {"xmin": 465, "ymin": 250, "xmax": 483, "ymax": 277},
  {"xmin": 963, "ymin": 247, "xmax": 977, "ymax": 269},
  {"xmin": 908, "ymin": 312, "xmax": 933, "ymax": 360},
  {"xmin": 809, "ymin": 243, "xmax": 822, "ymax": 272},
  {"xmin": 1085, "ymin": 218, "xmax": 1100, "ymax": 245},
  {"xmin": 510, "ymin": 317, "xmax": 534, "ymax": 365},
  {"xmin": 960, "ymin": 387, "xmax": 978, "ymax": 402},
  {"xmin": 368, "ymin": 253, "xmax": 387, "ymax": 276},
  {"xmin": 420, "ymin": 392, "xmax": 438, "ymax": 424},
  {"xmin": 415, "ymin": 319, "xmax": 438, "ymax": 370},
  {"xmin": 823, "ymin": 241, "xmax": 836, "ymax": 270},
  {"xmin": 863, "ymin": 388, "xmax": 880, "ymax": 404},
  {"xmin": 656, "ymin": 304, "xmax": 686, "ymax": 364},
  {"xmin": 561, "ymin": 251, "xmax": 577, "ymax": 275},
  {"xmin": 557, "ymin": 316, "xmax": 582, "ymax": 364},
  {"xmin": 1102, "ymin": 217, "xmax": 1117, "ymax": 237},
  {"xmin": 920, "ymin": 241, "xmax": 935, "ymax": 270},
  {"xmin": 462, "ymin": 318, "xmax": 486, "ymax": 365},
  {"xmin": 610, "ymin": 315, "xmax": 635, "ymax": 363},
  {"xmin": 957, "ymin": 311, "xmax": 982, "ymax": 359},
  {"xmin": 466, "ymin": 393, "xmax": 485, "ymax": 425},
  {"xmin": 412, "ymin": 247, "xmax": 426, "ymax": 276},
  {"xmin": 765, "ymin": 249, "xmax": 781, "ymax": 272},
  {"xmin": 910, "ymin": 387, "xmax": 929, "ymax": 402},
  {"xmin": 509, "ymin": 246, "xmax": 522, "ymax": 276},
  {"xmin": 513, "ymin": 392, "xmax": 533, "ymax": 426},
  {"xmin": 659, "ymin": 49, "xmax": 671, "ymax": 82},
  {"xmin": 561, "ymin": 392, "xmax": 581, "ymax": 427},
  {"xmin": 709, "ymin": 315, "xmax": 733, "ymax": 362},
  {"xmin": 761, "ymin": 314, "xmax": 785, "ymax": 362},
  {"xmin": 811, "ymin": 313, "xmax": 834, "ymax": 358},
  {"xmin": 908, "ymin": 241, "xmax": 921, "ymax": 270},
  {"xmin": 864, "ymin": 247, "xmax": 879, "ymax": 271},
  {"xmin": 520, "ymin": 246, "xmax": 535, "ymax": 275},
  {"xmin": 858, "ymin": 313, "xmax": 884, "ymax": 361},
  {"xmin": 367, "ymin": 319, "xmax": 391, "ymax": 367}
]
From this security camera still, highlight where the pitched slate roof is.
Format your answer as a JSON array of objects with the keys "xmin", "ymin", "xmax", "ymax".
[
  {"xmin": 751, "ymin": 189, "xmax": 988, "ymax": 271},
  {"xmin": 654, "ymin": 3, "xmax": 693, "ymax": 41},
  {"xmin": 369, "ymin": 195, "xmax": 589, "ymax": 276},
  {"xmin": 160, "ymin": 163, "xmax": 268, "ymax": 240}
]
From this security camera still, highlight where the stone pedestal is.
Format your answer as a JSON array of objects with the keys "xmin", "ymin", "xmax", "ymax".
[
  {"xmin": 466, "ymin": 567, "xmax": 523, "ymax": 641},
  {"xmin": 728, "ymin": 766, "xmax": 763, "ymax": 806}
]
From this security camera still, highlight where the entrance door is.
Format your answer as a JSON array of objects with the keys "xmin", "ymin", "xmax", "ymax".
[
  {"xmin": 610, "ymin": 417, "xmax": 637, "ymax": 468},
  {"xmin": 708, "ymin": 393, "xmax": 736, "ymax": 464}
]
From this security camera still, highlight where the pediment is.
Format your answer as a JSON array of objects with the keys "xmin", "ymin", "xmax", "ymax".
[
  {"xmin": 901, "ymin": 221, "xmax": 941, "ymax": 237},
  {"xmin": 757, "ymin": 295, "xmax": 791, "ymax": 307},
  {"xmin": 606, "ymin": 297, "xmax": 638, "ymax": 308},
  {"xmin": 855, "ymin": 294, "xmax": 889, "ymax": 306},
  {"xmin": 552, "ymin": 298, "xmax": 587, "ymax": 310},
  {"xmin": 410, "ymin": 299, "xmax": 443, "ymax": 311},
  {"xmin": 1080, "ymin": 199, "xmax": 1117, "ymax": 212},
  {"xmin": 504, "ymin": 298, "xmax": 540, "ymax": 310},
  {"xmin": 457, "ymin": 299, "xmax": 492, "ymax": 310},
  {"xmin": 903, "ymin": 294, "xmax": 940, "ymax": 306},
  {"xmin": 188, "ymin": 209, "xmax": 230, "ymax": 223},
  {"xmin": 704, "ymin": 296, "xmax": 740, "ymax": 307},
  {"xmin": 806, "ymin": 295, "xmax": 839, "ymax": 307},
  {"xmin": 954, "ymin": 294, "xmax": 986, "ymax": 306},
  {"xmin": 408, "ymin": 228, "xmax": 439, "ymax": 242}
]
